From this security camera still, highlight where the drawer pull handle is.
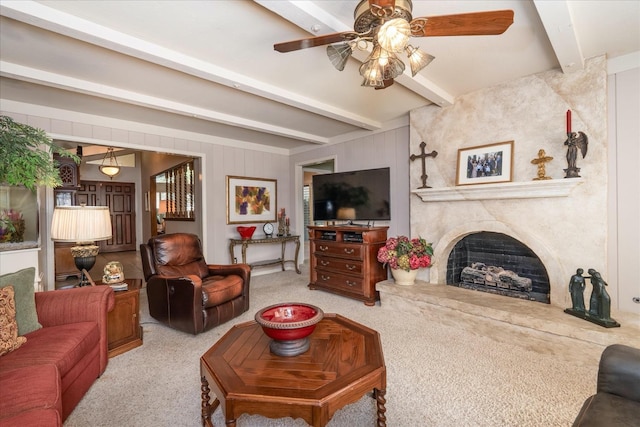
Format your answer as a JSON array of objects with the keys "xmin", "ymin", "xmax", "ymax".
[
  {"xmin": 345, "ymin": 280, "xmax": 356, "ymax": 287},
  {"xmin": 346, "ymin": 264, "xmax": 356, "ymax": 271},
  {"xmin": 319, "ymin": 245, "xmax": 329, "ymax": 251},
  {"xmin": 343, "ymin": 248, "xmax": 355, "ymax": 254},
  {"xmin": 321, "ymin": 275, "xmax": 330, "ymax": 281},
  {"xmin": 320, "ymin": 260, "xmax": 330, "ymax": 266}
]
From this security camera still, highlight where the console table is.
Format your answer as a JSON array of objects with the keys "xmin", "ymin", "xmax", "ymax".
[{"xmin": 229, "ymin": 235, "xmax": 301, "ymax": 274}]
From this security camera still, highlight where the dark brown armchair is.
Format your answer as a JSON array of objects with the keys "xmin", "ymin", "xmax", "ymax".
[{"xmin": 140, "ymin": 233, "xmax": 250, "ymax": 334}]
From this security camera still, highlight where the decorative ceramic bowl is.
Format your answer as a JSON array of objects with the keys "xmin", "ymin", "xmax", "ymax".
[
  {"xmin": 237, "ymin": 226, "xmax": 256, "ymax": 239},
  {"xmin": 255, "ymin": 303, "xmax": 324, "ymax": 357}
]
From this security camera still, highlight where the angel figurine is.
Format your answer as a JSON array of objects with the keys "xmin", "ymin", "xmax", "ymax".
[{"xmin": 564, "ymin": 131, "xmax": 588, "ymax": 178}]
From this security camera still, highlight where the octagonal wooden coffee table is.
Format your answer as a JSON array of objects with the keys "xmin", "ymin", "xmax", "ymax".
[{"xmin": 200, "ymin": 313, "xmax": 386, "ymax": 427}]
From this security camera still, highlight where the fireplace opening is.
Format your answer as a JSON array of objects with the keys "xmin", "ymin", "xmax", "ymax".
[{"xmin": 446, "ymin": 232, "xmax": 550, "ymax": 304}]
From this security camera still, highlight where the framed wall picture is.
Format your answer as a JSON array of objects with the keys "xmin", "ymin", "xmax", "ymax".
[
  {"xmin": 456, "ymin": 141, "xmax": 514, "ymax": 186},
  {"xmin": 226, "ymin": 176, "xmax": 277, "ymax": 224}
]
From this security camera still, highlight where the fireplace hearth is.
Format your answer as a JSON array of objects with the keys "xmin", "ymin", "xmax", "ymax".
[{"xmin": 447, "ymin": 232, "xmax": 550, "ymax": 304}]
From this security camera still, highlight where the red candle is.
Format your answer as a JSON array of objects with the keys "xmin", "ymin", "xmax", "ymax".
[{"xmin": 566, "ymin": 109, "xmax": 571, "ymax": 134}]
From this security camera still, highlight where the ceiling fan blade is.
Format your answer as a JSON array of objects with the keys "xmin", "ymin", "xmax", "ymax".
[
  {"xmin": 274, "ymin": 32, "xmax": 356, "ymax": 53},
  {"xmin": 410, "ymin": 10, "xmax": 514, "ymax": 37}
]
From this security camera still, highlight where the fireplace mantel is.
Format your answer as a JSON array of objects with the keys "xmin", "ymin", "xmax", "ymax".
[{"xmin": 412, "ymin": 179, "xmax": 583, "ymax": 202}]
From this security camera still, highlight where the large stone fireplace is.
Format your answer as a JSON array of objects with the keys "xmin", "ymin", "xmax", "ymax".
[
  {"xmin": 410, "ymin": 180, "xmax": 592, "ymax": 309},
  {"xmin": 408, "ymin": 56, "xmax": 609, "ymax": 312},
  {"xmin": 375, "ymin": 57, "xmax": 638, "ymax": 348}
]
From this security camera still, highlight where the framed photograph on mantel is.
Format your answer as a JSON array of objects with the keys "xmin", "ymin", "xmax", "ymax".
[
  {"xmin": 226, "ymin": 176, "xmax": 277, "ymax": 224},
  {"xmin": 456, "ymin": 141, "xmax": 514, "ymax": 186}
]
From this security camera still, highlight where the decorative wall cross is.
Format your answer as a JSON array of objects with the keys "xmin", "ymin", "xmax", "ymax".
[{"xmin": 410, "ymin": 141, "xmax": 438, "ymax": 188}]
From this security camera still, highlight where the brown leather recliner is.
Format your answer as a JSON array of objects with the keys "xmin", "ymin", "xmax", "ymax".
[
  {"xmin": 572, "ymin": 344, "xmax": 640, "ymax": 426},
  {"xmin": 140, "ymin": 233, "xmax": 250, "ymax": 334}
]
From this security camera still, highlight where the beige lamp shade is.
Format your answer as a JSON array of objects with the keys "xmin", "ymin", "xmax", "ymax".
[{"xmin": 51, "ymin": 206, "xmax": 112, "ymax": 243}]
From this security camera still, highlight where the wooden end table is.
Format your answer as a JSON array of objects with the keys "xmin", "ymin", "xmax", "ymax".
[
  {"xmin": 96, "ymin": 278, "xmax": 143, "ymax": 358},
  {"xmin": 200, "ymin": 313, "xmax": 386, "ymax": 427}
]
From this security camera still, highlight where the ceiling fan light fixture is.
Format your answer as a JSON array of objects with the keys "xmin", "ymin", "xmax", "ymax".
[
  {"xmin": 405, "ymin": 45, "xmax": 435, "ymax": 76},
  {"xmin": 372, "ymin": 45, "xmax": 405, "ymax": 79},
  {"xmin": 360, "ymin": 44, "xmax": 407, "ymax": 88},
  {"xmin": 359, "ymin": 56, "xmax": 385, "ymax": 88},
  {"xmin": 377, "ymin": 18, "xmax": 411, "ymax": 52},
  {"xmin": 274, "ymin": 3, "xmax": 515, "ymax": 91},
  {"xmin": 326, "ymin": 43, "xmax": 353, "ymax": 71},
  {"xmin": 361, "ymin": 74, "xmax": 385, "ymax": 88},
  {"xmin": 99, "ymin": 147, "xmax": 121, "ymax": 179}
]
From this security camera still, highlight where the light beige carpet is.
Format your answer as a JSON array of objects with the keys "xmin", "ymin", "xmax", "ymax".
[{"xmin": 65, "ymin": 265, "xmax": 601, "ymax": 426}]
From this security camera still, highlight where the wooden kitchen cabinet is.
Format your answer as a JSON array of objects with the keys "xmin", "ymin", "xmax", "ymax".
[{"xmin": 308, "ymin": 225, "xmax": 388, "ymax": 306}]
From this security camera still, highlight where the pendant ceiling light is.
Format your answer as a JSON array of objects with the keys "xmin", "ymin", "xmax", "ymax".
[{"xmin": 99, "ymin": 147, "xmax": 120, "ymax": 179}]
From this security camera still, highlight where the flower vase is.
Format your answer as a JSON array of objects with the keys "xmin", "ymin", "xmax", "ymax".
[{"xmin": 390, "ymin": 268, "xmax": 419, "ymax": 286}]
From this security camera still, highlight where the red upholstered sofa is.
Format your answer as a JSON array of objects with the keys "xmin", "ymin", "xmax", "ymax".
[{"xmin": 0, "ymin": 286, "xmax": 115, "ymax": 425}]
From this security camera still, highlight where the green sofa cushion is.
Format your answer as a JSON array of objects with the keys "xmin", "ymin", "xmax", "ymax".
[{"xmin": 0, "ymin": 267, "xmax": 42, "ymax": 335}]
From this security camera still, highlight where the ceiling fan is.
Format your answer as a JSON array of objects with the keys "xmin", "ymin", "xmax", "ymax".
[{"xmin": 274, "ymin": 0, "xmax": 514, "ymax": 89}]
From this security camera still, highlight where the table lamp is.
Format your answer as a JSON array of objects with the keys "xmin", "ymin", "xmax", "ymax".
[{"xmin": 51, "ymin": 205, "xmax": 112, "ymax": 286}]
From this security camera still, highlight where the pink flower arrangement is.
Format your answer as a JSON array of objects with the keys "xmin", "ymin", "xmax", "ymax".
[{"xmin": 377, "ymin": 235, "xmax": 433, "ymax": 272}]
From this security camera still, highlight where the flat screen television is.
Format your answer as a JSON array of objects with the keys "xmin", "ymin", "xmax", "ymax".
[{"xmin": 312, "ymin": 167, "xmax": 390, "ymax": 223}]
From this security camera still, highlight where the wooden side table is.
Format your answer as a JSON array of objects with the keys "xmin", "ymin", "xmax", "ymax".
[{"xmin": 97, "ymin": 278, "xmax": 143, "ymax": 358}]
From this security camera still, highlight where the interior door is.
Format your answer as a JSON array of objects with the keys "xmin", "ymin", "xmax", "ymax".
[{"xmin": 76, "ymin": 181, "xmax": 136, "ymax": 253}]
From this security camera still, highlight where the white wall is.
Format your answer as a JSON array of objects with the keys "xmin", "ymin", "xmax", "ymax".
[
  {"xmin": 289, "ymin": 125, "xmax": 412, "ymax": 242},
  {"xmin": 0, "ymin": 108, "xmax": 292, "ymax": 289},
  {"xmin": 607, "ymin": 65, "xmax": 640, "ymax": 314}
]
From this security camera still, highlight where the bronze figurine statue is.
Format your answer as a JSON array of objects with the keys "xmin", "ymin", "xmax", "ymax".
[
  {"xmin": 588, "ymin": 269, "xmax": 612, "ymax": 321},
  {"xmin": 564, "ymin": 268, "xmax": 620, "ymax": 328},
  {"xmin": 564, "ymin": 131, "xmax": 588, "ymax": 178},
  {"xmin": 568, "ymin": 268, "xmax": 586, "ymax": 312}
]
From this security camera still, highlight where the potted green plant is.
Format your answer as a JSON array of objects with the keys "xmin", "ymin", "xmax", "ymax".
[
  {"xmin": 0, "ymin": 115, "xmax": 79, "ymax": 191},
  {"xmin": 0, "ymin": 209, "xmax": 25, "ymax": 243}
]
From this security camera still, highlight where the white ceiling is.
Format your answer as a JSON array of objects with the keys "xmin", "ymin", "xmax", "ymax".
[{"xmin": 1, "ymin": 0, "xmax": 638, "ymax": 154}]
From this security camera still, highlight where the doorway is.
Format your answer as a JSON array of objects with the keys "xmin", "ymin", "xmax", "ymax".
[
  {"xmin": 295, "ymin": 157, "xmax": 336, "ymax": 262},
  {"xmin": 76, "ymin": 180, "xmax": 136, "ymax": 252}
]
